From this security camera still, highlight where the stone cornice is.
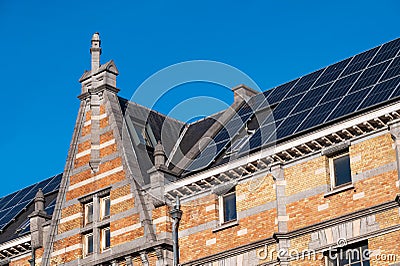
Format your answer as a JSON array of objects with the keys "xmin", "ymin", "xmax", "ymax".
[
  {"xmin": 165, "ymin": 104, "xmax": 400, "ymax": 202},
  {"xmin": 78, "ymin": 84, "xmax": 120, "ymax": 100}
]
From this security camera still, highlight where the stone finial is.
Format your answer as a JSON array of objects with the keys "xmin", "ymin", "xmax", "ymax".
[
  {"xmin": 154, "ymin": 141, "xmax": 166, "ymax": 167},
  {"xmin": 90, "ymin": 32, "xmax": 102, "ymax": 71},
  {"xmin": 34, "ymin": 188, "xmax": 45, "ymax": 212}
]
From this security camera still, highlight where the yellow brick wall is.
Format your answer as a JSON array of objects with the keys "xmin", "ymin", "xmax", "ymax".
[
  {"xmin": 350, "ymin": 133, "xmax": 396, "ymax": 176},
  {"xmin": 285, "ymin": 156, "xmax": 329, "ymax": 197},
  {"xmin": 236, "ymin": 173, "xmax": 275, "ymax": 212}
]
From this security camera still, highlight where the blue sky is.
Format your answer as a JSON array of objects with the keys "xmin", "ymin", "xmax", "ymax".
[{"xmin": 0, "ymin": 0, "xmax": 399, "ymax": 196}]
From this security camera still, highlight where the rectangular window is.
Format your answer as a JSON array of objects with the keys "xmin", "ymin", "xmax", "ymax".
[
  {"xmin": 329, "ymin": 152, "xmax": 352, "ymax": 188},
  {"xmin": 100, "ymin": 196, "xmax": 110, "ymax": 220},
  {"xmin": 327, "ymin": 241, "xmax": 370, "ymax": 266},
  {"xmin": 84, "ymin": 202, "xmax": 93, "ymax": 225},
  {"xmin": 101, "ymin": 227, "xmax": 111, "ymax": 251},
  {"xmin": 83, "ymin": 232, "xmax": 94, "ymax": 257},
  {"xmin": 219, "ymin": 189, "xmax": 237, "ymax": 224}
]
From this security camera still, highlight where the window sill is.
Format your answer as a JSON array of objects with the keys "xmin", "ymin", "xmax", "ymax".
[
  {"xmin": 212, "ymin": 220, "xmax": 239, "ymax": 233},
  {"xmin": 101, "ymin": 248, "xmax": 111, "ymax": 253},
  {"xmin": 83, "ymin": 253, "xmax": 93, "ymax": 259},
  {"xmin": 324, "ymin": 183, "xmax": 354, "ymax": 197}
]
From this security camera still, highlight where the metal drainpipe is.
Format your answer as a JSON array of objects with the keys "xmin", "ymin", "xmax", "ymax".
[
  {"xmin": 169, "ymin": 196, "xmax": 183, "ymax": 266},
  {"xmin": 29, "ymin": 247, "xmax": 36, "ymax": 266}
]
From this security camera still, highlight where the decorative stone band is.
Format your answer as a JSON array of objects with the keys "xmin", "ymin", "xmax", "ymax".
[
  {"xmin": 110, "ymin": 194, "xmax": 133, "ymax": 205},
  {"xmin": 51, "ymin": 243, "xmax": 82, "ymax": 257},
  {"xmin": 83, "ymin": 113, "xmax": 108, "ymax": 127},
  {"xmin": 59, "ymin": 213, "xmax": 83, "ymax": 224},
  {"xmin": 75, "ymin": 139, "xmax": 115, "ymax": 159},
  {"xmin": 68, "ymin": 166, "xmax": 123, "ymax": 191},
  {"xmin": 110, "ymin": 223, "xmax": 142, "ymax": 238},
  {"xmin": 153, "ymin": 216, "xmax": 172, "ymax": 224}
]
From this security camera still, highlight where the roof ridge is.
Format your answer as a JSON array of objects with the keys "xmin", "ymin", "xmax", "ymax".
[
  {"xmin": 262, "ymin": 36, "xmax": 400, "ymax": 96},
  {"xmin": 119, "ymin": 96, "xmax": 232, "ymax": 125}
]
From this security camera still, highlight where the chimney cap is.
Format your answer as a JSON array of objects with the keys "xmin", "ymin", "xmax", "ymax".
[{"xmin": 91, "ymin": 32, "xmax": 100, "ymax": 42}]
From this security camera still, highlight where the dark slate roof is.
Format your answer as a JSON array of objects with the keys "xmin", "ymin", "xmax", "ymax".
[
  {"xmin": 118, "ymin": 38, "xmax": 400, "ymax": 177},
  {"xmin": 118, "ymin": 97, "xmax": 187, "ymax": 183},
  {"xmin": 0, "ymin": 174, "xmax": 61, "ymax": 244}
]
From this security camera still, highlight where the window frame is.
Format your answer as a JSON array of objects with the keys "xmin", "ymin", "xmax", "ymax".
[
  {"xmin": 329, "ymin": 151, "xmax": 352, "ymax": 189},
  {"xmin": 100, "ymin": 195, "xmax": 111, "ymax": 220},
  {"xmin": 83, "ymin": 232, "xmax": 94, "ymax": 257},
  {"xmin": 84, "ymin": 202, "xmax": 94, "ymax": 226},
  {"xmin": 218, "ymin": 189, "xmax": 237, "ymax": 225},
  {"xmin": 100, "ymin": 227, "xmax": 111, "ymax": 252},
  {"xmin": 326, "ymin": 241, "xmax": 370, "ymax": 266}
]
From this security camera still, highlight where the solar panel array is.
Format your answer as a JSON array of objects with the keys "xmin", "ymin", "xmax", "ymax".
[
  {"xmin": 17, "ymin": 198, "xmax": 57, "ymax": 236},
  {"xmin": 186, "ymin": 38, "xmax": 400, "ymax": 172},
  {"xmin": 0, "ymin": 174, "xmax": 61, "ymax": 231},
  {"xmin": 238, "ymin": 37, "xmax": 400, "ymax": 154}
]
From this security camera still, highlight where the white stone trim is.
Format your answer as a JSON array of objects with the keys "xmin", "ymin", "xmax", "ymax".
[
  {"xmin": 206, "ymin": 238, "xmax": 216, "ymax": 246},
  {"xmin": 76, "ymin": 149, "xmax": 91, "ymax": 159},
  {"xmin": 237, "ymin": 228, "xmax": 248, "ymax": 236},
  {"xmin": 318, "ymin": 203, "xmax": 329, "ymax": 211},
  {"xmin": 314, "ymin": 168, "xmax": 326, "ymax": 175},
  {"xmin": 153, "ymin": 216, "xmax": 171, "ymax": 224},
  {"xmin": 0, "ymin": 235, "xmax": 30, "ymax": 252},
  {"xmin": 51, "ymin": 243, "xmax": 82, "ymax": 257},
  {"xmin": 277, "ymin": 215, "xmax": 289, "ymax": 221},
  {"xmin": 110, "ymin": 223, "xmax": 141, "ymax": 237},
  {"xmin": 276, "ymin": 180, "xmax": 287, "ymax": 186},
  {"xmin": 350, "ymin": 154, "xmax": 362, "ymax": 163},
  {"xmin": 236, "ymin": 194, "xmax": 246, "ymax": 201},
  {"xmin": 76, "ymin": 139, "xmax": 115, "ymax": 159},
  {"xmin": 59, "ymin": 213, "xmax": 83, "ymax": 224},
  {"xmin": 110, "ymin": 194, "xmax": 133, "ymax": 205},
  {"xmin": 205, "ymin": 204, "xmax": 216, "ymax": 212},
  {"xmin": 91, "ymin": 113, "xmax": 107, "ymax": 121},
  {"xmin": 68, "ymin": 166, "xmax": 123, "ymax": 191},
  {"xmin": 353, "ymin": 192, "xmax": 365, "ymax": 200},
  {"xmin": 83, "ymin": 120, "xmax": 91, "ymax": 127}
]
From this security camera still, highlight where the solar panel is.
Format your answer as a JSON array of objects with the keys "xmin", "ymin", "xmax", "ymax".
[
  {"xmin": 313, "ymin": 58, "xmax": 351, "ymax": 87},
  {"xmin": 286, "ymin": 69, "xmax": 324, "ymax": 98},
  {"xmin": 341, "ymin": 47, "xmax": 379, "ymax": 77},
  {"xmin": 359, "ymin": 76, "xmax": 400, "ymax": 108},
  {"xmin": 236, "ymin": 38, "xmax": 400, "ymax": 155},
  {"xmin": 296, "ymin": 99, "xmax": 341, "ymax": 132},
  {"xmin": 326, "ymin": 88, "xmax": 371, "ymax": 121},
  {"xmin": 266, "ymin": 79, "xmax": 299, "ymax": 104},
  {"xmin": 0, "ymin": 174, "xmax": 61, "ymax": 231},
  {"xmin": 186, "ymin": 95, "xmax": 273, "ymax": 172}
]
